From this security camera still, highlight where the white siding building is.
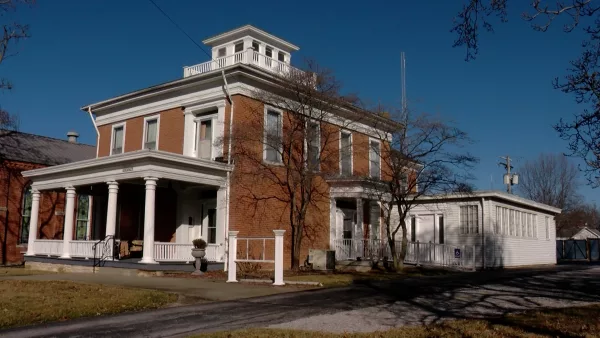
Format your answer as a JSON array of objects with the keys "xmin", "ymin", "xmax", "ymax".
[{"xmin": 395, "ymin": 191, "xmax": 561, "ymax": 269}]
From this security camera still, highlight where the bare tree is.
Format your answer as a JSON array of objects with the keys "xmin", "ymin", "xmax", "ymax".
[
  {"xmin": 228, "ymin": 62, "xmax": 367, "ymax": 270},
  {"xmin": 517, "ymin": 153, "xmax": 581, "ymax": 209},
  {"xmin": 451, "ymin": 0, "xmax": 600, "ymax": 186},
  {"xmin": 556, "ymin": 202, "xmax": 600, "ymax": 237},
  {"xmin": 370, "ymin": 110, "xmax": 478, "ymax": 271}
]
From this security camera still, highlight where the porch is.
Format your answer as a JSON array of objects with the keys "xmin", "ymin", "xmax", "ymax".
[{"xmin": 21, "ymin": 150, "xmax": 232, "ymax": 265}]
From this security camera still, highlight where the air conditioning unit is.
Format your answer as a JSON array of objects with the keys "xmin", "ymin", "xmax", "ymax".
[{"xmin": 308, "ymin": 249, "xmax": 335, "ymax": 271}]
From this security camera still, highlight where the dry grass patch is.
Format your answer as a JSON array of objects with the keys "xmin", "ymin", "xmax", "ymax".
[
  {"xmin": 0, "ymin": 267, "xmax": 53, "ymax": 276},
  {"xmin": 192, "ymin": 304, "xmax": 600, "ymax": 337},
  {"xmin": 0, "ymin": 280, "xmax": 177, "ymax": 328}
]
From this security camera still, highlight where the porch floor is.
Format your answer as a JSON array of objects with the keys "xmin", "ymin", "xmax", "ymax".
[{"xmin": 24, "ymin": 256, "xmax": 224, "ymax": 272}]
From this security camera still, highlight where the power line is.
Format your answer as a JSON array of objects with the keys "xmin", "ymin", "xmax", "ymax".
[{"xmin": 147, "ymin": 0, "xmax": 212, "ymax": 59}]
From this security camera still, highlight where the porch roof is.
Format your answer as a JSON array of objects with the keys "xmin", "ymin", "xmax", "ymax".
[
  {"xmin": 327, "ymin": 176, "xmax": 389, "ymax": 200},
  {"xmin": 22, "ymin": 149, "xmax": 232, "ymax": 190}
]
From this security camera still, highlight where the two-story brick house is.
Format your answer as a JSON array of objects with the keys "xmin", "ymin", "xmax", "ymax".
[{"xmin": 22, "ymin": 25, "xmax": 396, "ymax": 269}]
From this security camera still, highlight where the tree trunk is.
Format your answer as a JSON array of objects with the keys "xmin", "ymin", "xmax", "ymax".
[{"xmin": 396, "ymin": 219, "xmax": 408, "ymax": 271}]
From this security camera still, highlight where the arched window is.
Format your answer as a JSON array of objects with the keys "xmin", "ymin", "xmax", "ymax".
[{"xmin": 19, "ymin": 186, "xmax": 33, "ymax": 244}]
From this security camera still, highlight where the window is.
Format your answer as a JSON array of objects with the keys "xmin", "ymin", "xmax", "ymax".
[
  {"xmin": 265, "ymin": 46, "xmax": 273, "ymax": 67},
  {"xmin": 111, "ymin": 125, "xmax": 124, "ymax": 155},
  {"xmin": 264, "ymin": 109, "xmax": 282, "ymax": 163},
  {"xmin": 207, "ymin": 208, "xmax": 216, "ymax": 244},
  {"xmin": 217, "ymin": 47, "xmax": 226, "ymax": 57},
  {"xmin": 438, "ymin": 215, "xmax": 444, "ymax": 244},
  {"xmin": 410, "ymin": 216, "xmax": 416, "ymax": 242},
  {"xmin": 143, "ymin": 118, "xmax": 158, "ymax": 150},
  {"xmin": 509, "ymin": 209, "xmax": 514, "ymax": 236},
  {"xmin": 217, "ymin": 47, "xmax": 227, "ymax": 68},
  {"xmin": 533, "ymin": 215, "xmax": 538, "ymax": 238},
  {"xmin": 460, "ymin": 205, "xmax": 478, "ymax": 234},
  {"xmin": 369, "ymin": 140, "xmax": 381, "ymax": 179},
  {"xmin": 495, "ymin": 206, "xmax": 502, "ymax": 234},
  {"xmin": 515, "ymin": 210, "xmax": 521, "ymax": 237},
  {"xmin": 234, "ymin": 41, "xmax": 244, "ymax": 53},
  {"xmin": 521, "ymin": 212, "xmax": 527, "ymax": 237},
  {"xmin": 340, "ymin": 132, "xmax": 352, "ymax": 176},
  {"xmin": 527, "ymin": 213, "xmax": 532, "ymax": 237},
  {"xmin": 197, "ymin": 119, "xmax": 213, "ymax": 159},
  {"xmin": 503, "ymin": 208, "xmax": 509, "ymax": 235},
  {"xmin": 307, "ymin": 121, "xmax": 320, "ymax": 170},
  {"xmin": 75, "ymin": 195, "xmax": 90, "ymax": 240},
  {"xmin": 252, "ymin": 40, "xmax": 260, "ymax": 52},
  {"xmin": 545, "ymin": 216, "xmax": 550, "ymax": 239},
  {"xmin": 19, "ymin": 187, "xmax": 32, "ymax": 244},
  {"xmin": 278, "ymin": 51, "xmax": 285, "ymax": 62}
]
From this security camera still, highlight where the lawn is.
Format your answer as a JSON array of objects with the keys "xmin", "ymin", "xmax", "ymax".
[
  {"xmin": 0, "ymin": 280, "xmax": 177, "ymax": 328},
  {"xmin": 192, "ymin": 304, "xmax": 600, "ymax": 337},
  {"xmin": 0, "ymin": 267, "xmax": 53, "ymax": 276}
]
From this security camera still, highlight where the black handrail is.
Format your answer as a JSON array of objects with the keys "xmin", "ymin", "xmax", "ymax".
[{"xmin": 92, "ymin": 235, "xmax": 116, "ymax": 272}]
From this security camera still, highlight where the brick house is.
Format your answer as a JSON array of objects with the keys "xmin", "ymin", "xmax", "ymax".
[
  {"xmin": 22, "ymin": 25, "xmax": 395, "ymax": 269},
  {"xmin": 0, "ymin": 131, "xmax": 95, "ymax": 265}
]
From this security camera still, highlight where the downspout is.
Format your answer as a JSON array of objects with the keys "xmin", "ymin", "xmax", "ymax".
[
  {"xmin": 88, "ymin": 107, "xmax": 100, "ymax": 158},
  {"xmin": 221, "ymin": 69, "xmax": 234, "ymax": 272},
  {"xmin": 2, "ymin": 169, "xmax": 11, "ymax": 265},
  {"xmin": 481, "ymin": 197, "xmax": 485, "ymax": 270}
]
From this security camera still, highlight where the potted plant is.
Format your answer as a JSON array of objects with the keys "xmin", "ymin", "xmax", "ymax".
[{"xmin": 191, "ymin": 238, "xmax": 207, "ymax": 275}]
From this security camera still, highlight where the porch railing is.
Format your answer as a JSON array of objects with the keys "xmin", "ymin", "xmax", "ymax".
[
  {"xmin": 33, "ymin": 239, "xmax": 63, "ymax": 257},
  {"xmin": 70, "ymin": 240, "xmax": 96, "ymax": 259},
  {"xmin": 154, "ymin": 242, "xmax": 223, "ymax": 262},
  {"xmin": 333, "ymin": 239, "xmax": 476, "ymax": 270}
]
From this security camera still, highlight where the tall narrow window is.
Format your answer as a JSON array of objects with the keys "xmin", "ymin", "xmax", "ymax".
[
  {"xmin": 503, "ymin": 208, "xmax": 509, "ymax": 235},
  {"xmin": 217, "ymin": 47, "xmax": 226, "ymax": 68},
  {"xmin": 533, "ymin": 215, "xmax": 538, "ymax": 238},
  {"xmin": 252, "ymin": 40, "xmax": 260, "ymax": 52},
  {"xmin": 197, "ymin": 119, "xmax": 213, "ymax": 159},
  {"xmin": 460, "ymin": 205, "xmax": 478, "ymax": 234},
  {"xmin": 509, "ymin": 209, "xmax": 514, "ymax": 236},
  {"xmin": 75, "ymin": 195, "xmax": 90, "ymax": 240},
  {"xmin": 495, "ymin": 206, "xmax": 501, "ymax": 234},
  {"xmin": 278, "ymin": 51, "xmax": 285, "ymax": 62},
  {"xmin": 207, "ymin": 208, "xmax": 216, "ymax": 244},
  {"xmin": 234, "ymin": 41, "xmax": 244, "ymax": 53},
  {"xmin": 522, "ymin": 212, "xmax": 527, "ymax": 237},
  {"xmin": 307, "ymin": 121, "xmax": 320, "ymax": 170},
  {"xmin": 111, "ymin": 125, "xmax": 124, "ymax": 155},
  {"xmin": 19, "ymin": 187, "xmax": 32, "ymax": 244},
  {"xmin": 438, "ymin": 215, "xmax": 444, "ymax": 244},
  {"xmin": 545, "ymin": 216, "xmax": 550, "ymax": 239},
  {"xmin": 340, "ymin": 132, "xmax": 352, "ymax": 176},
  {"xmin": 369, "ymin": 140, "xmax": 381, "ymax": 179},
  {"xmin": 144, "ymin": 118, "xmax": 158, "ymax": 150},
  {"xmin": 265, "ymin": 109, "xmax": 282, "ymax": 163},
  {"xmin": 265, "ymin": 46, "xmax": 273, "ymax": 67},
  {"xmin": 515, "ymin": 210, "xmax": 521, "ymax": 237},
  {"xmin": 410, "ymin": 216, "xmax": 416, "ymax": 242}
]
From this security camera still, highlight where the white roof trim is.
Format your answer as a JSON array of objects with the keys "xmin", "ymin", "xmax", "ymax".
[{"xmin": 202, "ymin": 25, "xmax": 299, "ymax": 51}]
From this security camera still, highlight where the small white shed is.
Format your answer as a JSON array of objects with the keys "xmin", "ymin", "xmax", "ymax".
[
  {"xmin": 394, "ymin": 191, "xmax": 561, "ymax": 269},
  {"xmin": 569, "ymin": 227, "xmax": 600, "ymax": 240}
]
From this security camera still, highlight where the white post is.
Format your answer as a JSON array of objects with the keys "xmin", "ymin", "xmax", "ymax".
[
  {"xmin": 140, "ymin": 177, "xmax": 158, "ymax": 264},
  {"xmin": 105, "ymin": 181, "xmax": 119, "ymax": 237},
  {"xmin": 273, "ymin": 230, "xmax": 286, "ymax": 286},
  {"xmin": 25, "ymin": 189, "xmax": 41, "ymax": 256},
  {"xmin": 60, "ymin": 186, "xmax": 76, "ymax": 259},
  {"xmin": 227, "ymin": 231, "xmax": 238, "ymax": 283},
  {"xmin": 329, "ymin": 198, "xmax": 336, "ymax": 249},
  {"xmin": 356, "ymin": 198, "xmax": 364, "ymax": 258},
  {"xmin": 182, "ymin": 111, "xmax": 196, "ymax": 157},
  {"xmin": 416, "ymin": 240, "xmax": 420, "ymax": 266}
]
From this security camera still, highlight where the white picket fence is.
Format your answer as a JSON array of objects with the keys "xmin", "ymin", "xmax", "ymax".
[
  {"xmin": 153, "ymin": 242, "xmax": 223, "ymax": 262},
  {"xmin": 333, "ymin": 239, "xmax": 476, "ymax": 270},
  {"xmin": 33, "ymin": 239, "xmax": 97, "ymax": 258}
]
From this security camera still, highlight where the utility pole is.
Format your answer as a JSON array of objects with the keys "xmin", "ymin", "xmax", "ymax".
[{"xmin": 498, "ymin": 155, "xmax": 519, "ymax": 194}]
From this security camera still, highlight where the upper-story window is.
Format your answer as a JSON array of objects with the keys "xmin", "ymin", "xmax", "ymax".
[
  {"xmin": 252, "ymin": 40, "xmax": 260, "ymax": 52},
  {"xmin": 234, "ymin": 41, "xmax": 244, "ymax": 53},
  {"xmin": 195, "ymin": 112, "xmax": 216, "ymax": 160},
  {"xmin": 307, "ymin": 121, "xmax": 320, "ymax": 171},
  {"xmin": 340, "ymin": 131, "xmax": 352, "ymax": 176},
  {"xmin": 264, "ymin": 108, "xmax": 282, "ymax": 163},
  {"xmin": 143, "ymin": 116, "xmax": 159, "ymax": 150},
  {"xmin": 278, "ymin": 51, "xmax": 285, "ymax": 62},
  {"xmin": 111, "ymin": 124, "xmax": 125, "ymax": 155},
  {"xmin": 265, "ymin": 46, "xmax": 273, "ymax": 58},
  {"xmin": 217, "ymin": 47, "xmax": 226, "ymax": 57},
  {"xmin": 369, "ymin": 139, "xmax": 381, "ymax": 179}
]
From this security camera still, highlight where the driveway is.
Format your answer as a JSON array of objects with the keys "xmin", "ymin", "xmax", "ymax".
[{"xmin": 2, "ymin": 265, "xmax": 600, "ymax": 337}]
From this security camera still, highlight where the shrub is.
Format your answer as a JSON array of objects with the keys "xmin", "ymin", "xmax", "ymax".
[{"xmin": 192, "ymin": 238, "xmax": 207, "ymax": 249}]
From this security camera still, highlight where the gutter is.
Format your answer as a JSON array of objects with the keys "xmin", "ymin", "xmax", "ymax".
[{"xmin": 88, "ymin": 107, "xmax": 100, "ymax": 158}]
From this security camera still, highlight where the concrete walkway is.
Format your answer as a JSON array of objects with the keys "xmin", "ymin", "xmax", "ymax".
[
  {"xmin": 2, "ymin": 265, "xmax": 600, "ymax": 337},
  {"xmin": 0, "ymin": 271, "xmax": 310, "ymax": 304}
]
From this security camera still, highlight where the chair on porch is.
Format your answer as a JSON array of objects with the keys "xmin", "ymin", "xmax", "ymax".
[{"xmin": 129, "ymin": 240, "xmax": 143, "ymax": 258}]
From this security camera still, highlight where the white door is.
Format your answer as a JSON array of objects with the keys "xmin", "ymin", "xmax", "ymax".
[
  {"xmin": 417, "ymin": 215, "xmax": 435, "ymax": 243},
  {"xmin": 184, "ymin": 202, "xmax": 203, "ymax": 242}
]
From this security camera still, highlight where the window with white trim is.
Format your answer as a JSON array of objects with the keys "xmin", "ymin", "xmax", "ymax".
[
  {"xmin": 75, "ymin": 195, "xmax": 90, "ymax": 240},
  {"xmin": 460, "ymin": 205, "xmax": 478, "ymax": 234},
  {"xmin": 340, "ymin": 131, "xmax": 352, "ymax": 176},
  {"xmin": 545, "ymin": 216, "xmax": 549, "ymax": 239},
  {"xmin": 197, "ymin": 119, "xmax": 213, "ymax": 159},
  {"xmin": 111, "ymin": 125, "xmax": 124, "ymax": 155},
  {"xmin": 234, "ymin": 41, "xmax": 244, "ymax": 53},
  {"xmin": 307, "ymin": 121, "xmax": 320, "ymax": 170},
  {"xmin": 410, "ymin": 216, "xmax": 416, "ymax": 242},
  {"xmin": 369, "ymin": 140, "xmax": 381, "ymax": 179},
  {"xmin": 533, "ymin": 215, "xmax": 538, "ymax": 238},
  {"xmin": 19, "ymin": 186, "xmax": 32, "ymax": 244},
  {"xmin": 207, "ymin": 208, "xmax": 216, "ymax": 244},
  {"xmin": 143, "ymin": 118, "xmax": 158, "ymax": 150},
  {"xmin": 264, "ymin": 109, "xmax": 282, "ymax": 163}
]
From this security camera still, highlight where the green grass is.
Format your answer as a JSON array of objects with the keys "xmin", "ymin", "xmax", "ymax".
[
  {"xmin": 0, "ymin": 280, "xmax": 177, "ymax": 328},
  {"xmin": 192, "ymin": 304, "xmax": 600, "ymax": 337},
  {"xmin": 0, "ymin": 267, "xmax": 53, "ymax": 276}
]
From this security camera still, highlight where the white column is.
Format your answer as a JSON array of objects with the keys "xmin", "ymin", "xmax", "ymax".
[
  {"xmin": 182, "ymin": 111, "xmax": 196, "ymax": 157},
  {"xmin": 216, "ymin": 186, "xmax": 227, "ymax": 262},
  {"xmin": 273, "ymin": 230, "xmax": 285, "ymax": 286},
  {"xmin": 105, "ymin": 181, "xmax": 119, "ymax": 237},
  {"xmin": 25, "ymin": 189, "xmax": 41, "ymax": 256},
  {"xmin": 60, "ymin": 186, "xmax": 76, "ymax": 259},
  {"xmin": 227, "ymin": 231, "xmax": 238, "ymax": 283},
  {"xmin": 356, "ymin": 198, "xmax": 364, "ymax": 258},
  {"xmin": 140, "ymin": 177, "xmax": 158, "ymax": 264},
  {"xmin": 329, "ymin": 198, "xmax": 336, "ymax": 249}
]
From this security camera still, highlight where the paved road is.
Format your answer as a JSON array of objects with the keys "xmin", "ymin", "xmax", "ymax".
[{"xmin": 3, "ymin": 265, "xmax": 600, "ymax": 337}]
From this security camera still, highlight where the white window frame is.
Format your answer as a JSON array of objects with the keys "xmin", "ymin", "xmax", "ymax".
[
  {"xmin": 339, "ymin": 130, "xmax": 353, "ymax": 175},
  {"xmin": 545, "ymin": 216, "xmax": 550, "ymax": 240},
  {"xmin": 305, "ymin": 120, "xmax": 320, "ymax": 171},
  {"xmin": 194, "ymin": 112, "xmax": 218, "ymax": 160},
  {"xmin": 142, "ymin": 115, "xmax": 160, "ymax": 150},
  {"xmin": 75, "ymin": 195, "xmax": 92, "ymax": 240},
  {"xmin": 459, "ymin": 204, "xmax": 479, "ymax": 234},
  {"xmin": 263, "ymin": 106, "xmax": 283, "ymax": 164},
  {"xmin": 369, "ymin": 138, "xmax": 381, "ymax": 179},
  {"xmin": 110, "ymin": 122, "xmax": 126, "ymax": 156}
]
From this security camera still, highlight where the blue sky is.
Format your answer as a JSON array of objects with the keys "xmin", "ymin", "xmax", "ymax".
[{"xmin": 2, "ymin": 0, "xmax": 597, "ymax": 202}]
